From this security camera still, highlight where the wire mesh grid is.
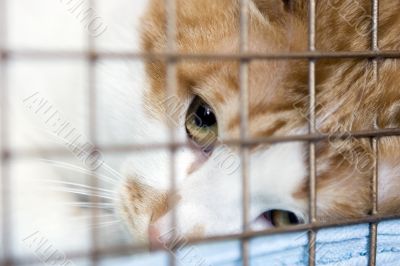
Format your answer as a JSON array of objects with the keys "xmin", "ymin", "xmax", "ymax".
[{"xmin": 1, "ymin": 0, "xmax": 400, "ymax": 265}]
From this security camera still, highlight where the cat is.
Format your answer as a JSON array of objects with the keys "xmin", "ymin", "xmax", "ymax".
[{"xmin": 118, "ymin": 0, "xmax": 400, "ymax": 247}]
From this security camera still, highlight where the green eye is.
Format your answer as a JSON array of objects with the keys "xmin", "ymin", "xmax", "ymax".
[{"xmin": 185, "ymin": 96, "xmax": 218, "ymax": 152}]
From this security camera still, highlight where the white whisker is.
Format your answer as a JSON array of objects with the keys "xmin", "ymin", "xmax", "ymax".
[
  {"xmin": 40, "ymin": 132, "xmax": 124, "ymax": 182},
  {"xmin": 90, "ymin": 220, "xmax": 122, "ymax": 228},
  {"xmin": 38, "ymin": 186, "xmax": 116, "ymax": 201},
  {"xmin": 36, "ymin": 179, "xmax": 117, "ymax": 194},
  {"xmin": 38, "ymin": 159, "xmax": 118, "ymax": 185},
  {"xmin": 43, "ymin": 201, "xmax": 116, "ymax": 210},
  {"xmin": 65, "ymin": 213, "xmax": 118, "ymax": 220},
  {"xmin": 81, "ymin": 220, "xmax": 123, "ymax": 232},
  {"xmin": 99, "ymin": 162, "xmax": 125, "ymax": 181}
]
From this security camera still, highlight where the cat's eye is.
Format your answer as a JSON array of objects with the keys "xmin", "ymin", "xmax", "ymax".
[
  {"xmin": 185, "ymin": 96, "xmax": 218, "ymax": 152},
  {"xmin": 262, "ymin": 210, "xmax": 302, "ymax": 227}
]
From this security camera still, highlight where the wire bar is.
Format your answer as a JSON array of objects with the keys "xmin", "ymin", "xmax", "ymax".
[
  {"xmin": 369, "ymin": 138, "xmax": 378, "ymax": 266},
  {"xmin": 307, "ymin": 0, "xmax": 317, "ymax": 265},
  {"xmin": 87, "ymin": 0, "xmax": 99, "ymax": 265},
  {"xmin": 165, "ymin": 0, "xmax": 178, "ymax": 265},
  {"xmin": 3, "ymin": 50, "xmax": 400, "ymax": 61},
  {"xmin": 0, "ymin": 0, "xmax": 12, "ymax": 265},
  {"xmin": 239, "ymin": 0, "xmax": 250, "ymax": 265},
  {"xmin": 3, "ymin": 127, "xmax": 400, "ymax": 159},
  {"xmin": 368, "ymin": 0, "xmax": 380, "ymax": 265}
]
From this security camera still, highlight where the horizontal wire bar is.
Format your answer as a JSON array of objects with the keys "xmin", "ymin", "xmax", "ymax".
[
  {"xmin": 4, "ymin": 128, "xmax": 400, "ymax": 159},
  {"xmin": 6, "ymin": 212, "xmax": 400, "ymax": 266},
  {"xmin": 2, "ymin": 50, "xmax": 400, "ymax": 61}
]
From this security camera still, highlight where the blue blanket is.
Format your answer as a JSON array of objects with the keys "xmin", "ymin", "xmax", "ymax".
[{"xmin": 114, "ymin": 219, "xmax": 400, "ymax": 266}]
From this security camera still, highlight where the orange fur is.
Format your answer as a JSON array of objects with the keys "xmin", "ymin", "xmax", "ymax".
[{"xmin": 122, "ymin": 0, "xmax": 400, "ymax": 240}]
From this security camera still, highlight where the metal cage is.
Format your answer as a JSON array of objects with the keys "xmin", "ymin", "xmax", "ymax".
[{"xmin": 1, "ymin": 0, "xmax": 400, "ymax": 265}]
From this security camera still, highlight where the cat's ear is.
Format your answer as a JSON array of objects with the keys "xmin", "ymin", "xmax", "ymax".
[{"xmin": 251, "ymin": 0, "xmax": 307, "ymax": 22}]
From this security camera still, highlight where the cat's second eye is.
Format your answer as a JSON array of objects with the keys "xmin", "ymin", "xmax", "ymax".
[{"xmin": 185, "ymin": 96, "xmax": 218, "ymax": 152}]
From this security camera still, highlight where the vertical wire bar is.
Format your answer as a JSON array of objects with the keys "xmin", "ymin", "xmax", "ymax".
[
  {"xmin": 0, "ymin": 0, "xmax": 12, "ymax": 264},
  {"xmin": 307, "ymin": 0, "xmax": 317, "ymax": 265},
  {"xmin": 239, "ymin": 0, "xmax": 250, "ymax": 266},
  {"xmin": 369, "ymin": 139, "xmax": 378, "ymax": 266},
  {"xmin": 0, "ymin": 68, "xmax": 11, "ymax": 266},
  {"xmin": 165, "ymin": 1, "xmax": 177, "ymax": 265},
  {"xmin": 88, "ymin": 0, "xmax": 99, "ymax": 265},
  {"xmin": 368, "ymin": 0, "xmax": 379, "ymax": 265}
]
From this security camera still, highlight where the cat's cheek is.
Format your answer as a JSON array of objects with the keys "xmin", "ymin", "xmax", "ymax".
[
  {"xmin": 150, "ymin": 165, "xmax": 243, "ymax": 242},
  {"xmin": 186, "ymin": 152, "xmax": 208, "ymax": 175},
  {"xmin": 152, "ymin": 202, "xmax": 239, "ymax": 244},
  {"xmin": 150, "ymin": 204, "xmax": 209, "ymax": 244},
  {"xmin": 184, "ymin": 137, "xmax": 216, "ymax": 175}
]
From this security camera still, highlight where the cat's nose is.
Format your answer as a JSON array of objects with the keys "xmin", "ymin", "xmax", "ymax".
[{"xmin": 119, "ymin": 178, "xmax": 171, "ymax": 245}]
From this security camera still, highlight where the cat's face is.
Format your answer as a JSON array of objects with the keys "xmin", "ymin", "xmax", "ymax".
[{"xmin": 118, "ymin": 0, "xmax": 378, "ymax": 245}]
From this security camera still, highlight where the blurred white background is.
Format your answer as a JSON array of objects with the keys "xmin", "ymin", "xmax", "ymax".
[{"xmin": 0, "ymin": 0, "xmax": 172, "ymax": 265}]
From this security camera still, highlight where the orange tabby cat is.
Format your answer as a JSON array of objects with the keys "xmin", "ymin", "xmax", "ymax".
[{"xmin": 118, "ymin": 0, "xmax": 400, "ymax": 245}]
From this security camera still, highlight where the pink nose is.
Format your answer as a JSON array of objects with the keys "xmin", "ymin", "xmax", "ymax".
[{"xmin": 148, "ymin": 224, "xmax": 163, "ymax": 250}]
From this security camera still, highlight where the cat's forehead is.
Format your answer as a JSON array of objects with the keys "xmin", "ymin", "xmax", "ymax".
[
  {"xmin": 142, "ymin": 0, "xmax": 298, "ymax": 54},
  {"xmin": 142, "ymin": 0, "xmax": 308, "ymax": 137}
]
